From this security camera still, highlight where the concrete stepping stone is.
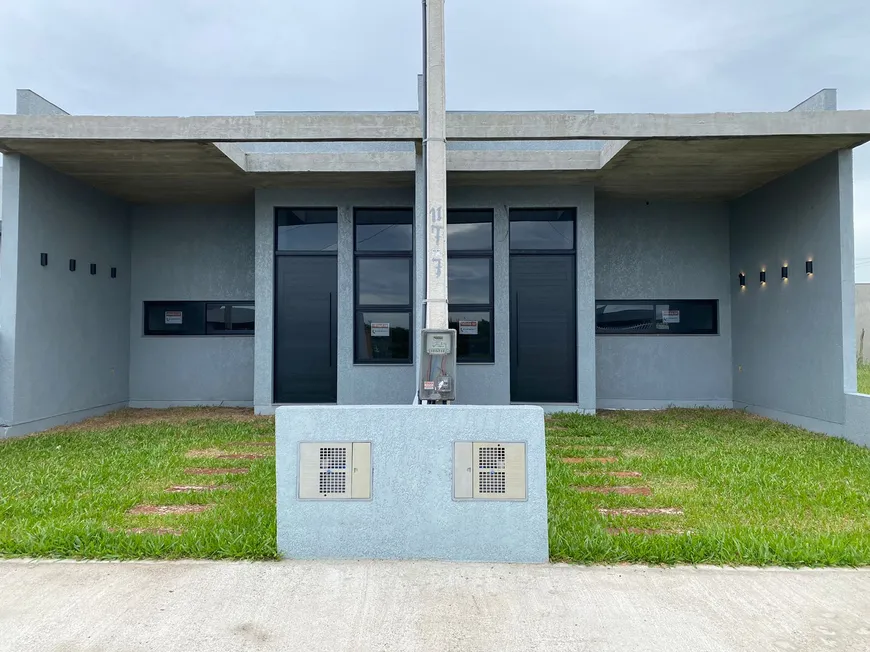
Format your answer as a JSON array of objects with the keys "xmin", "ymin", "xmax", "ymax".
[
  {"xmin": 127, "ymin": 504, "xmax": 213, "ymax": 516},
  {"xmin": 186, "ymin": 449, "xmax": 269, "ymax": 460},
  {"xmin": 165, "ymin": 485, "xmax": 233, "ymax": 493},
  {"xmin": 598, "ymin": 507, "xmax": 683, "ymax": 516},
  {"xmin": 185, "ymin": 467, "xmax": 249, "ymax": 475},
  {"xmin": 119, "ymin": 527, "xmax": 184, "ymax": 536},
  {"xmin": 186, "ymin": 449, "xmax": 227, "ymax": 459},
  {"xmin": 562, "ymin": 457, "xmax": 618, "ymax": 464},
  {"xmin": 573, "ymin": 486, "xmax": 652, "ymax": 496},
  {"xmin": 577, "ymin": 470, "xmax": 642, "ymax": 478},
  {"xmin": 605, "ymin": 527, "xmax": 685, "ymax": 536}
]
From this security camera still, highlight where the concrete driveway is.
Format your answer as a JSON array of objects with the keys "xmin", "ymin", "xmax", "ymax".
[{"xmin": 0, "ymin": 559, "xmax": 868, "ymax": 651}]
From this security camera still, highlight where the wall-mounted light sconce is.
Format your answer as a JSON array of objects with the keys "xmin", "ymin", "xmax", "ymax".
[
  {"xmin": 739, "ymin": 273, "xmax": 746, "ymax": 287},
  {"xmin": 781, "ymin": 265, "xmax": 789, "ymax": 280},
  {"xmin": 806, "ymin": 260, "xmax": 813, "ymax": 275},
  {"xmin": 40, "ymin": 253, "xmax": 48, "ymax": 267},
  {"xmin": 69, "ymin": 259, "xmax": 76, "ymax": 272},
  {"xmin": 111, "ymin": 267, "xmax": 117, "ymax": 279},
  {"xmin": 760, "ymin": 270, "xmax": 766, "ymax": 284},
  {"xmin": 90, "ymin": 264, "xmax": 97, "ymax": 275}
]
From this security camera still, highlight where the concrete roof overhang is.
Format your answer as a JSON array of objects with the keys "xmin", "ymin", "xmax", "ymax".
[{"xmin": 0, "ymin": 111, "xmax": 867, "ymax": 202}]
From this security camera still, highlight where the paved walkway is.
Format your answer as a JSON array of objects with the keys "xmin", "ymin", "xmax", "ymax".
[{"xmin": 1, "ymin": 559, "xmax": 868, "ymax": 651}]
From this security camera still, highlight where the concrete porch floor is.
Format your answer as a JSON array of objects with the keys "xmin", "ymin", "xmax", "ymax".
[{"xmin": 0, "ymin": 559, "xmax": 868, "ymax": 651}]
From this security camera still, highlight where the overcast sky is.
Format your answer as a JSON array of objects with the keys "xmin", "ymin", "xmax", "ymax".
[{"xmin": 1, "ymin": 0, "xmax": 868, "ymax": 276}]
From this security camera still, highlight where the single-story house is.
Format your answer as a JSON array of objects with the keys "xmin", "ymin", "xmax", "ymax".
[{"xmin": 1, "ymin": 87, "xmax": 869, "ymax": 444}]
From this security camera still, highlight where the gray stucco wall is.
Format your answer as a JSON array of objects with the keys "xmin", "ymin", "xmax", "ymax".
[
  {"xmin": 276, "ymin": 405, "xmax": 548, "ymax": 562},
  {"xmin": 449, "ymin": 185, "xmax": 595, "ymax": 411},
  {"xmin": 594, "ymin": 199, "xmax": 733, "ymax": 408},
  {"xmin": 844, "ymin": 392, "xmax": 870, "ymax": 447},
  {"xmin": 129, "ymin": 203, "xmax": 255, "ymax": 406},
  {"xmin": 254, "ymin": 184, "xmax": 594, "ymax": 412},
  {"xmin": 855, "ymin": 284, "xmax": 870, "ymax": 362},
  {"xmin": 730, "ymin": 152, "xmax": 854, "ymax": 435},
  {"xmin": 254, "ymin": 187, "xmax": 417, "ymax": 412},
  {"xmin": 0, "ymin": 155, "xmax": 130, "ymax": 435}
]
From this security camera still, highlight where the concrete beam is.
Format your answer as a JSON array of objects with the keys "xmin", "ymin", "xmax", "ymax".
[
  {"xmin": 449, "ymin": 149, "xmax": 600, "ymax": 171},
  {"xmin": 246, "ymin": 151, "xmax": 414, "ymax": 172},
  {"xmin": 0, "ymin": 113, "xmax": 422, "ymax": 142},
  {"xmin": 16, "ymin": 90, "xmax": 68, "ymax": 116},
  {"xmin": 4, "ymin": 110, "xmax": 870, "ymax": 144},
  {"xmin": 790, "ymin": 89, "xmax": 837, "ymax": 112},
  {"xmin": 445, "ymin": 110, "xmax": 870, "ymax": 141},
  {"xmin": 243, "ymin": 149, "xmax": 600, "ymax": 173},
  {"xmin": 599, "ymin": 140, "xmax": 631, "ymax": 168},
  {"xmin": 211, "ymin": 143, "xmax": 247, "ymax": 170}
]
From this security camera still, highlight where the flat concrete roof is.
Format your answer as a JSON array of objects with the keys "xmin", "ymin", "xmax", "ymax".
[{"xmin": 0, "ymin": 110, "xmax": 867, "ymax": 202}]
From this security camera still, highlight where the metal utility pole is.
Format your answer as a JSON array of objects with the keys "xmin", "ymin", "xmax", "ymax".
[{"xmin": 423, "ymin": 0, "xmax": 448, "ymax": 330}]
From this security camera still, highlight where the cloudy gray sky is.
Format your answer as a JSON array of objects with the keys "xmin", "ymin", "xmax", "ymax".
[{"xmin": 1, "ymin": 0, "xmax": 868, "ymax": 274}]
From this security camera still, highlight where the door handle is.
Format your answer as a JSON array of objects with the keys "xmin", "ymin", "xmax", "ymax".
[
  {"xmin": 328, "ymin": 292, "xmax": 333, "ymax": 368},
  {"xmin": 513, "ymin": 292, "xmax": 519, "ymax": 367}
]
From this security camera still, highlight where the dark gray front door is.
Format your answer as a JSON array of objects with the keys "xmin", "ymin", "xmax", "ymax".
[
  {"xmin": 510, "ymin": 255, "xmax": 577, "ymax": 403},
  {"xmin": 274, "ymin": 256, "xmax": 337, "ymax": 403}
]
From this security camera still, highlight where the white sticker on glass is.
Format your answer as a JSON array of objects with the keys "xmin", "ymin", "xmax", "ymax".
[
  {"xmin": 164, "ymin": 311, "xmax": 183, "ymax": 325},
  {"xmin": 458, "ymin": 320, "xmax": 479, "ymax": 335},
  {"xmin": 662, "ymin": 310, "xmax": 680, "ymax": 324}
]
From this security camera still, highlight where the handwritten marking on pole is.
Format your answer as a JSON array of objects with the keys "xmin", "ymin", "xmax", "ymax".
[
  {"xmin": 431, "ymin": 252, "xmax": 443, "ymax": 278},
  {"xmin": 429, "ymin": 204, "xmax": 446, "ymax": 278}
]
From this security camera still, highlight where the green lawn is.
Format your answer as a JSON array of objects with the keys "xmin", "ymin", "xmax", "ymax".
[
  {"xmin": 1, "ymin": 407, "xmax": 869, "ymax": 565},
  {"xmin": 0, "ymin": 409, "xmax": 277, "ymax": 560},
  {"xmin": 548, "ymin": 409, "xmax": 870, "ymax": 566}
]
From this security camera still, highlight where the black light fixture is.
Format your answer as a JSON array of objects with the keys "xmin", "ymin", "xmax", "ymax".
[
  {"xmin": 739, "ymin": 273, "xmax": 746, "ymax": 287},
  {"xmin": 111, "ymin": 267, "xmax": 117, "ymax": 279},
  {"xmin": 760, "ymin": 270, "xmax": 766, "ymax": 284},
  {"xmin": 69, "ymin": 259, "xmax": 76, "ymax": 272},
  {"xmin": 806, "ymin": 260, "xmax": 814, "ymax": 275},
  {"xmin": 90, "ymin": 263, "xmax": 97, "ymax": 275},
  {"xmin": 40, "ymin": 253, "xmax": 48, "ymax": 267},
  {"xmin": 781, "ymin": 265, "xmax": 789, "ymax": 280}
]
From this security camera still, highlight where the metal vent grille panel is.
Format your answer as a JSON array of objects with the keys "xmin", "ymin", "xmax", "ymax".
[
  {"xmin": 468, "ymin": 442, "xmax": 527, "ymax": 500},
  {"xmin": 299, "ymin": 442, "xmax": 355, "ymax": 500},
  {"xmin": 319, "ymin": 447, "xmax": 347, "ymax": 470},
  {"xmin": 319, "ymin": 470, "xmax": 347, "ymax": 494},
  {"xmin": 478, "ymin": 470, "xmax": 506, "ymax": 494},
  {"xmin": 478, "ymin": 446, "xmax": 506, "ymax": 470}
]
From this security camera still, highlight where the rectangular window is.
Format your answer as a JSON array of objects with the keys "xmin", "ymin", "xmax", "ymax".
[
  {"xmin": 357, "ymin": 311, "xmax": 411, "ymax": 362},
  {"xmin": 448, "ymin": 209, "xmax": 494, "ymax": 362},
  {"xmin": 355, "ymin": 208, "xmax": 413, "ymax": 252},
  {"xmin": 595, "ymin": 300, "xmax": 718, "ymax": 335},
  {"xmin": 509, "ymin": 208, "xmax": 575, "ymax": 251},
  {"xmin": 144, "ymin": 301, "xmax": 255, "ymax": 336},
  {"xmin": 206, "ymin": 302, "xmax": 256, "ymax": 334},
  {"xmin": 275, "ymin": 208, "xmax": 338, "ymax": 252},
  {"xmin": 354, "ymin": 208, "xmax": 414, "ymax": 363}
]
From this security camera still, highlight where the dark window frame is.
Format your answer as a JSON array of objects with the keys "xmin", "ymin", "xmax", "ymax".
[
  {"xmin": 448, "ymin": 209, "xmax": 495, "ymax": 363},
  {"xmin": 144, "ymin": 301, "xmax": 255, "ymax": 336},
  {"xmin": 353, "ymin": 208, "xmax": 414, "ymax": 364},
  {"xmin": 595, "ymin": 299, "xmax": 719, "ymax": 335},
  {"xmin": 509, "ymin": 208, "xmax": 577, "ymax": 253},
  {"xmin": 205, "ymin": 302, "xmax": 256, "ymax": 335},
  {"xmin": 274, "ymin": 207, "xmax": 339, "ymax": 253}
]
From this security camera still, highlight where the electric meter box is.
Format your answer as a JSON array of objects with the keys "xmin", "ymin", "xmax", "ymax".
[{"xmin": 419, "ymin": 329, "xmax": 457, "ymax": 402}]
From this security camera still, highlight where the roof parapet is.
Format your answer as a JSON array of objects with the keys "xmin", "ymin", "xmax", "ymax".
[{"xmin": 16, "ymin": 90, "xmax": 68, "ymax": 116}]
